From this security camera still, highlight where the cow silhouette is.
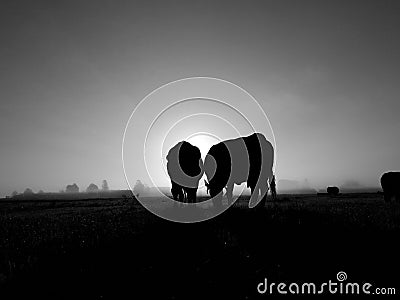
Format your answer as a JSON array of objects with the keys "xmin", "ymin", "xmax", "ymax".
[
  {"xmin": 204, "ymin": 133, "xmax": 274, "ymax": 209},
  {"xmin": 381, "ymin": 172, "xmax": 400, "ymax": 202},
  {"xmin": 327, "ymin": 186, "xmax": 340, "ymax": 196},
  {"xmin": 166, "ymin": 141, "xmax": 204, "ymax": 203}
]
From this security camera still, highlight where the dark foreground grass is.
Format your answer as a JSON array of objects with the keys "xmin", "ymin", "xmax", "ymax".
[{"xmin": 1, "ymin": 194, "xmax": 399, "ymax": 299}]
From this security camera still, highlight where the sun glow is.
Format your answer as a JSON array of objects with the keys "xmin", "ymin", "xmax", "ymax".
[{"xmin": 186, "ymin": 132, "xmax": 220, "ymax": 159}]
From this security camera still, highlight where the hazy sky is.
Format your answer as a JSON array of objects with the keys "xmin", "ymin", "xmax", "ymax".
[{"xmin": 1, "ymin": 0, "xmax": 399, "ymax": 196}]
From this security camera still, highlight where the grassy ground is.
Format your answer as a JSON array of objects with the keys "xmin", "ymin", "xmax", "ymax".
[{"xmin": 0, "ymin": 194, "xmax": 399, "ymax": 299}]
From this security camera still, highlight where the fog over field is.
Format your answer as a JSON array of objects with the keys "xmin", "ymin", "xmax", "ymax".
[{"xmin": 1, "ymin": 0, "xmax": 399, "ymax": 197}]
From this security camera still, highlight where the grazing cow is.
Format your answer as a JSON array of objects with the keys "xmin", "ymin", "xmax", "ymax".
[
  {"xmin": 166, "ymin": 141, "xmax": 204, "ymax": 203},
  {"xmin": 204, "ymin": 133, "xmax": 274, "ymax": 209},
  {"xmin": 327, "ymin": 186, "xmax": 339, "ymax": 196},
  {"xmin": 381, "ymin": 172, "xmax": 400, "ymax": 202}
]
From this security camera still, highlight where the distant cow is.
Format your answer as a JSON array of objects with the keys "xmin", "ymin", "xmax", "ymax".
[
  {"xmin": 166, "ymin": 141, "xmax": 204, "ymax": 203},
  {"xmin": 381, "ymin": 172, "xmax": 400, "ymax": 202},
  {"xmin": 327, "ymin": 186, "xmax": 339, "ymax": 196},
  {"xmin": 204, "ymin": 133, "xmax": 274, "ymax": 209}
]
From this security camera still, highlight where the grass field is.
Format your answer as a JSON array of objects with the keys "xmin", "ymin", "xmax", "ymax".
[{"xmin": 1, "ymin": 194, "xmax": 399, "ymax": 298}]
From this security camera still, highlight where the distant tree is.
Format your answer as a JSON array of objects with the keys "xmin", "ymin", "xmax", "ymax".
[
  {"xmin": 38, "ymin": 190, "xmax": 44, "ymax": 194},
  {"xmin": 86, "ymin": 183, "xmax": 99, "ymax": 193},
  {"xmin": 11, "ymin": 191, "xmax": 18, "ymax": 198},
  {"xmin": 101, "ymin": 180, "xmax": 109, "ymax": 191},
  {"xmin": 23, "ymin": 188, "xmax": 34, "ymax": 195},
  {"xmin": 66, "ymin": 183, "xmax": 79, "ymax": 193},
  {"xmin": 133, "ymin": 180, "xmax": 145, "ymax": 197}
]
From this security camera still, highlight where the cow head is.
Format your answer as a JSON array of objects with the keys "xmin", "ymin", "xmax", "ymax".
[
  {"xmin": 203, "ymin": 152, "xmax": 226, "ymax": 198},
  {"xmin": 204, "ymin": 179, "xmax": 223, "ymax": 198}
]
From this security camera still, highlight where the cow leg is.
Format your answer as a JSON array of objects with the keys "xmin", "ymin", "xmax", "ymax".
[
  {"xmin": 171, "ymin": 181, "xmax": 178, "ymax": 200},
  {"xmin": 259, "ymin": 184, "xmax": 268, "ymax": 208},
  {"xmin": 249, "ymin": 185, "xmax": 259, "ymax": 207},
  {"xmin": 226, "ymin": 183, "xmax": 234, "ymax": 206},
  {"xmin": 178, "ymin": 187, "xmax": 184, "ymax": 204},
  {"xmin": 185, "ymin": 188, "xmax": 192, "ymax": 203},
  {"xmin": 212, "ymin": 191, "xmax": 223, "ymax": 210},
  {"xmin": 186, "ymin": 188, "xmax": 197, "ymax": 203},
  {"xmin": 171, "ymin": 182, "xmax": 184, "ymax": 207},
  {"xmin": 182, "ymin": 187, "xmax": 188, "ymax": 203},
  {"xmin": 171, "ymin": 182, "xmax": 183, "ymax": 201},
  {"xmin": 249, "ymin": 182, "xmax": 269, "ymax": 209}
]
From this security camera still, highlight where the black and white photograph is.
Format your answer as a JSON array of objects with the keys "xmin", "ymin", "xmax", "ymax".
[{"xmin": 1, "ymin": 0, "xmax": 399, "ymax": 298}]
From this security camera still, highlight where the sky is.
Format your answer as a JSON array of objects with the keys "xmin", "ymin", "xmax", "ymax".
[{"xmin": 1, "ymin": 0, "xmax": 399, "ymax": 196}]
